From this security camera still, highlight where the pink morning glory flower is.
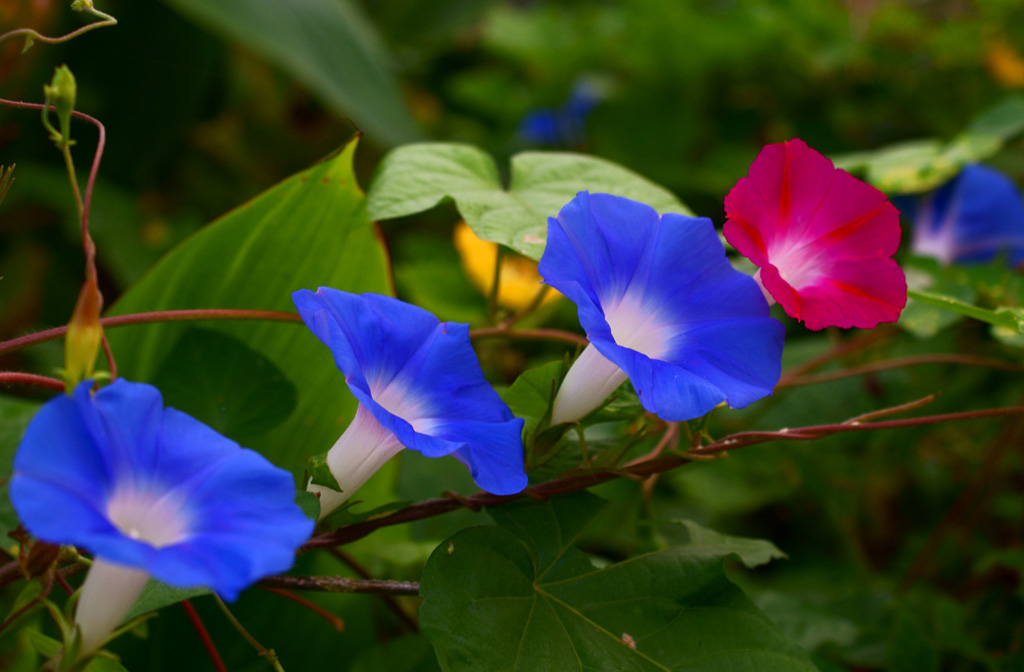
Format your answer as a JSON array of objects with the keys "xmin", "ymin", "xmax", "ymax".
[{"xmin": 724, "ymin": 138, "xmax": 907, "ymax": 331}]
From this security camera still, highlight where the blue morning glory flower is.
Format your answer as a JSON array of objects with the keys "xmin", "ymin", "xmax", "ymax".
[
  {"xmin": 901, "ymin": 164, "xmax": 1024, "ymax": 266},
  {"xmin": 293, "ymin": 289, "xmax": 527, "ymax": 518},
  {"xmin": 9, "ymin": 379, "xmax": 313, "ymax": 653},
  {"xmin": 538, "ymin": 192, "xmax": 785, "ymax": 424}
]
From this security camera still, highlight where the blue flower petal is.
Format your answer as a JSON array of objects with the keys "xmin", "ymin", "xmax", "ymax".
[
  {"xmin": 293, "ymin": 289, "xmax": 527, "ymax": 495},
  {"xmin": 540, "ymin": 192, "xmax": 784, "ymax": 421},
  {"xmin": 904, "ymin": 164, "xmax": 1024, "ymax": 265},
  {"xmin": 10, "ymin": 379, "xmax": 313, "ymax": 600}
]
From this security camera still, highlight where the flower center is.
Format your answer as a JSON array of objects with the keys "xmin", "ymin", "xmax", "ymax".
[
  {"xmin": 106, "ymin": 487, "xmax": 190, "ymax": 548},
  {"xmin": 603, "ymin": 292, "xmax": 673, "ymax": 360}
]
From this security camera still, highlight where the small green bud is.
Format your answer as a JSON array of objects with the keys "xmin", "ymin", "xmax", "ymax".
[
  {"xmin": 70, "ymin": 0, "xmax": 95, "ymax": 11},
  {"xmin": 43, "ymin": 65, "xmax": 77, "ymax": 147}
]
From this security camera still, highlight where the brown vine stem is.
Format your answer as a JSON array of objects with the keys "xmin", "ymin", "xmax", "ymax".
[
  {"xmin": 304, "ymin": 402, "xmax": 1024, "ymax": 550},
  {"xmin": 0, "ymin": 309, "xmax": 301, "ymax": 357},
  {"xmin": 469, "ymin": 326, "xmax": 588, "ymax": 347},
  {"xmin": 778, "ymin": 353, "xmax": 1024, "ymax": 388},
  {"xmin": 776, "ymin": 326, "xmax": 895, "ymax": 386},
  {"xmin": 260, "ymin": 575, "xmax": 420, "ymax": 596},
  {"xmin": 328, "ymin": 548, "xmax": 418, "ymax": 631}
]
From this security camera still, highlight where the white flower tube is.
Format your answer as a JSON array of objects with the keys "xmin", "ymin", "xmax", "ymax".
[
  {"xmin": 75, "ymin": 559, "xmax": 150, "ymax": 654},
  {"xmin": 550, "ymin": 344, "xmax": 628, "ymax": 426},
  {"xmin": 308, "ymin": 404, "xmax": 405, "ymax": 520}
]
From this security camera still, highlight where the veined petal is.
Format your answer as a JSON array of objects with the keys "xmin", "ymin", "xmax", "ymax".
[{"xmin": 725, "ymin": 138, "xmax": 907, "ymax": 330}]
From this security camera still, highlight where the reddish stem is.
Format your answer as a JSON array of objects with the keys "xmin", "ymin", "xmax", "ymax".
[
  {"xmin": 778, "ymin": 353, "xmax": 1024, "ymax": 388},
  {"xmin": 304, "ymin": 402, "xmax": 1024, "ymax": 550},
  {"xmin": 0, "ymin": 372, "xmax": 65, "ymax": 391},
  {"xmin": 261, "ymin": 586, "xmax": 345, "ymax": 632},
  {"xmin": 0, "ymin": 308, "xmax": 301, "ymax": 357},
  {"xmin": 181, "ymin": 600, "xmax": 228, "ymax": 672}
]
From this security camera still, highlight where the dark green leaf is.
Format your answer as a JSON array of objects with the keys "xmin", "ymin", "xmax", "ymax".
[
  {"xmin": 420, "ymin": 493, "xmax": 818, "ymax": 671},
  {"xmin": 350, "ymin": 633, "xmax": 442, "ymax": 672},
  {"xmin": 107, "ymin": 138, "xmax": 392, "ymax": 474},
  {"xmin": 295, "ymin": 490, "xmax": 321, "ymax": 522},
  {"xmin": 123, "ymin": 582, "xmax": 210, "ymax": 623},
  {"xmin": 0, "ymin": 396, "xmax": 42, "ymax": 542},
  {"xmin": 367, "ymin": 143, "xmax": 690, "ymax": 259},
  {"xmin": 661, "ymin": 519, "xmax": 788, "ymax": 568},
  {"xmin": 755, "ymin": 592, "xmax": 859, "ymax": 652},
  {"xmin": 162, "ymin": 0, "xmax": 420, "ymax": 146},
  {"xmin": 152, "ymin": 327, "xmax": 298, "ymax": 440}
]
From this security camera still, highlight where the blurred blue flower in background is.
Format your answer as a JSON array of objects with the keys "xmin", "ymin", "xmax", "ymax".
[
  {"xmin": 293, "ymin": 289, "xmax": 527, "ymax": 519},
  {"xmin": 901, "ymin": 164, "xmax": 1024, "ymax": 266},
  {"xmin": 539, "ymin": 192, "xmax": 785, "ymax": 425},
  {"xmin": 518, "ymin": 78, "xmax": 605, "ymax": 147},
  {"xmin": 10, "ymin": 379, "xmax": 313, "ymax": 654}
]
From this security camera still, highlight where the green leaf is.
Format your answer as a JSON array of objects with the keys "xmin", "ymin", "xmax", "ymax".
[
  {"xmin": 350, "ymin": 633, "xmax": 442, "ymax": 672},
  {"xmin": 107, "ymin": 138, "xmax": 392, "ymax": 474},
  {"xmin": 306, "ymin": 452, "xmax": 342, "ymax": 492},
  {"xmin": 420, "ymin": 493, "xmax": 818, "ymax": 672},
  {"xmin": 162, "ymin": 0, "xmax": 420, "ymax": 146},
  {"xmin": 123, "ymin": 582, "xmax": 210, "ymax": 623},
  {"xmin": 755, "ymin": 592, "xmax": 859, "ymax": 652},
  {"xmin": 0, "ymin": 396, "xmax": 42, "ymax": 544},
  {"xmin": 660, "ymin": 519, "xmax": 788, "ymax": 568},
  {"xmin": 152, "ymin": 327, "xmax": 298, "ymax": 440},
  {"xmin": 26, "ymin": 630, "xmax": 62, "ymax": 658},
  {"xmin": 907, "ymin": 289, "xmax": 1024, "ymax": 334},
  {"xmin": 832, "ymin": 96, "xmax": 1024, "ymax": 194},
  {"xmin": 501, "ymin": 360, "xmax": 564, "ymax": 439},
  {"xmin": 84, "ymin": 657, "xmax": 131, "ymax": 672},
  {"xmin": 367, "ymin": 143, "xmax": 691, "ymax": 259},
  {"xmin": 294, "ymin": 490, "xmax": 321, "ymax": 521}
]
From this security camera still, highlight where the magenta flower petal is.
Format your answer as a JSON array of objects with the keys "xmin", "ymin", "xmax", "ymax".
[{"xmin": 724, "ymin": 138, "xmax": 907, "ymax": 330}]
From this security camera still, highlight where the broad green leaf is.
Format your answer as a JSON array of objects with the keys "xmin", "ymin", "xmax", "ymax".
[
  {"xmin": 107, "ymin": 138, "xmax": 392, "ymax": 474},
  {"xmin": 162, "ymin": 0, "xmax": 420, "ymax": 146},
  {"xmin": 420, "ymin": 493, "xmax": 818, "ymax": 672},
  {"xmin": 152, "ymin": 327, "xmax": 298, "ymax": 440},
  {"xmin": 350, "ymin": 633, "xmax": 442, "ymax": 672},
  {"xmin": 123, "ymin": 582, "xmax": 210, "ymax": 623},
  {"xmin": 660, "ymin": 519, "xmax": 788, "ymax": 568},
  {"xmin": 832, "ymin": 96, "xmax": 1024, "ymax": 194},
  {"xmin": 367, "ymin": 143, "xmax": 691, "ymax": 259}
]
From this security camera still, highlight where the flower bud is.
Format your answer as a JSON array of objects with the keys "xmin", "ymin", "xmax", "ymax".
[
  {"xmin": 63, "ymin": 276, "xmax": 103, "ymax": 390},
  {"xmin": 43, "ymin": 65, "xmax": 76, "ymax": 146}
]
